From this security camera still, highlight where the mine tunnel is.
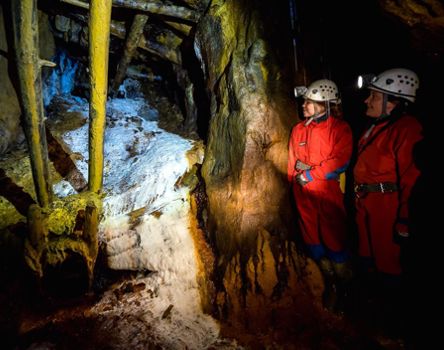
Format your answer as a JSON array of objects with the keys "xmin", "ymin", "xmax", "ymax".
[{"xmin": 0, "ymin": 0, "xmax": 440, "ymax": 349}]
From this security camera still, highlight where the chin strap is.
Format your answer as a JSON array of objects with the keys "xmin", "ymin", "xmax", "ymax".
[
  {"xmin": 305, "ymin": 100, "xmax": 331, "ymax": 126},
  {"xmin": 305, "ymin": 112, "xmax": 326, "ymax": 126},
  {"xmin": 380, "ymin": 94, "xmax": 390, "ymax": 119}
]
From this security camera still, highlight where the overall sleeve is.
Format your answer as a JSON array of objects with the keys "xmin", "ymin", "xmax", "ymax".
[
  {"xmin": 287, "ymin": 126, "xmax": 298, "ymax": 184},
  {"xmin": 394, "ymin": 119, "xmax": 423, "ymax": 229},
  {"xmin": 305, "ymin": 122, "xmax": 353, "ymax": 181}
]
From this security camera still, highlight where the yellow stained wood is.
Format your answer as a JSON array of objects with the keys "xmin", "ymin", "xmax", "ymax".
[
  {"xmin": 88, "ymin": 0, "xmax": 112, "ymax": 193},
  {"xmin": 112, "ymin": 14, "xmax": 148, "ymax": 94},
  {"xmin": 12, "ymin": 0, "xmax": 52, "ymax": 207}
]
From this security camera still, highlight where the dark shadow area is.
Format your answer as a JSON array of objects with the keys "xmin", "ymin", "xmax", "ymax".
[
  {"xmin": 41, "ymin": 253, "xmax": 90, "ymax": 298},
  {"xmin": 287, "ymin": 1, "xmax": 440, "ymax": 347},
  {"xmin": 180, "ymin": 30, "xmax": 211, "ymax": 140},
  {"xmin": 0, "ymin": 239, "xmax": 150, "ymax": 350}
]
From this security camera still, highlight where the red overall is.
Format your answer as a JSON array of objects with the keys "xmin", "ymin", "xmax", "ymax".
[
  {"xmin": 354, "ymin": 114, "xmax": 422, "ymax": 274},
  {"xmin": 288, "ymin": 115, "xmax": 352, "ymax": 260}
]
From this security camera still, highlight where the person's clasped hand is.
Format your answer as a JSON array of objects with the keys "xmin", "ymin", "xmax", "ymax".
[
  {"xmin": 393, "ymin": 222, "xmax": 409, "ymax": 245},
  {"xmin": 295, "ymin": 173, "xmax": 309, "ymax": 186}
]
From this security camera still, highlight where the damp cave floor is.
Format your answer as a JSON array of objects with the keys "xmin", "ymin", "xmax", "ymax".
[{"xmin": 0, "ymin": 263, "xmax": 426, "ymax": 350}]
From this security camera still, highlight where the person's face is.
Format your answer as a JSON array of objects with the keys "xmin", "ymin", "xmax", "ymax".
[
  {"xmin": 302, "ymin": 99, "xmax": 325, "ymax": 118},
  {"xmin": 364, "ymin": 90, "xmax": 396, "ymax": 118},
  {"xmin": 364, "ymin": 90, "xmax": 383, "ymax": 118}
]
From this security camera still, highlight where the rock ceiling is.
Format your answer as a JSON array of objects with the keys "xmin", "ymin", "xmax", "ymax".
[{"xmin": 379, "ymin": 0, "xmax": 444, "ymax": 56}]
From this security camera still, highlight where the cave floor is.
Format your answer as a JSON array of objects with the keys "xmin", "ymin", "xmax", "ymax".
[{"xmin": 0, "ymin": 261, "xmax": 417, "ymax": 350}]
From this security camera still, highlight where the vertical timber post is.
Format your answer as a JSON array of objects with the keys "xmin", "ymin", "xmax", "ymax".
[
  {"xmin": 88, "ymin": 0, "xmax": 112, "ymax": 193},
  {"xmin": 84, "ymin": 203, "xmax": 100, "ymax": 288},
  {"xmin": 11, "ymin": 0, "xmax": 53, "ymax": 207},
  {"xmin": 85, "ymin": 0, "xmax": 112, "ymax": 289}
]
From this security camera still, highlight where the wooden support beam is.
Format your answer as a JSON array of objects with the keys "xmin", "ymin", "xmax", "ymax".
[
  {"xmin": 112, "ymin": 14, "xmax": 149, "ymax": 95},
  {"xmin": 174, "ymin": 66, "xmax": 198, "ymax": 133},
  {"xmin": 73, "ymin": 14, "xmax": 182, "ymax": 65},
  {"xmin": 110, "ymin": 20, "xmax": 182, "ymax": 64},
  {"xmin": 61, "ymin": 0, "xmax": 200, "ymax": 22},
  {"xmin": 11, "ymin": 0, "xmax": 53, "ymax": 207},
  {"xmin": 177, "ymin": 0, "xmax": 211, "ymax": 11},
  {"xmin": 0, "ymin": 169, "xmax": 36, "ymax": 216},
  {"xmin": 46, "ymin": 128, "xmax": 88, "ymax": 192},
  {"xmin": 61, "ymin": 0, "xmax": 89, "ymax": 10},
  {"xmin": 25, "ymin": 204, "xmax": 48, "ymax": 277},
  {"xmin": 112, "ymin": 0, "xmax": 200, "ymax": 22},
  {"xmin": 88, "ymin": 0, "xmax": 112, "ymax": 193},
  {"xmin": 84, "ymin": 202, "xmax": 99, "ymax": 288},
  {"xmin": 164, "ymin": 21, "xmax": 192, "ymax": 35}
]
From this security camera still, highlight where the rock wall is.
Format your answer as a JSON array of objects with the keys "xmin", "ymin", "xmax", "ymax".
[
  {"xmin": 196, "ymin": 0, "xmax": 317, "ymax": 331},
  {"xmin": 0, "ymin": 5, "xmax": 54, "ymax": 155},
  {"xmin": 0, "ymin": 5, "xmax": 21, "ymax": 155}
]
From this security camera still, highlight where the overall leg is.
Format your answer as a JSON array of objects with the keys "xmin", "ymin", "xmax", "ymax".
[
  {"xmin": 318, "ymin": 183, "xmax": 353, "ymax": 312},
  {"xmin": 357, "ymin": 193, "xmax": 404, "ymax": 337},
  {"xmin": 293, "ymin": 184, "xmax": 321, "ymax": 255},
  {"xmin": 363, "ymin": 193, "xmax": 400, "ymax": 275},
  {"xmin": 318, "ymin": 182, "xmax": 348, "ymax": 255}
]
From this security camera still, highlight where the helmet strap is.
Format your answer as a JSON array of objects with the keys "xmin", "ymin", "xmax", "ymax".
[
  {"xmin": 304, "ymin": 111, "xmax": 326, "ymax": 126},
  {"xmin": 326, "ymin": 101, "xmax": 331, "ymax": 119},
  {"xmin": 304, "ymin": 100, "xmax": 328, "ymax": 126},
  {"xmin": 378, "ymin": 94, "xmax": 390, "ymax": 119}
]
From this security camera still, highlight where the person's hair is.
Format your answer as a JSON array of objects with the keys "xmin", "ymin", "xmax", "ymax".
[
  {"xmin": 330, "ymin": 102, "xmax": 343, "ymax": 119},
  {"xmin": 387, "ymin": 95, "xmax": 415, "ymax": 116},
  {"xmin": 312, "ymin": 101, "xmax": 343, "ymax": 119}
]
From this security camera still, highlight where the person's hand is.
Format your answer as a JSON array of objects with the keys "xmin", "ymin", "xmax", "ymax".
[
  {"xmin": 296, "ymin": 160, "xmax": 312, "ymax": 171},
  {"xmin": 295, "ymin": 173, "xmax": 309, "ymax": 186},
  {"xmin": 393, "ymin": 222, "xmax": 409, "ymax": 245}
]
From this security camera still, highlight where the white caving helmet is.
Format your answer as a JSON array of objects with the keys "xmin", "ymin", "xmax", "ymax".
[
  {"xmin": 304, "ymin": 79, "xmax": 340, "ymax": 103},
  {"xmin": 294, "ymin": 79, "xmax": 340, "ymax": 124},
  {"xmin": 368, "ymin": 68, "xmax": 419, "ymax": 103}
]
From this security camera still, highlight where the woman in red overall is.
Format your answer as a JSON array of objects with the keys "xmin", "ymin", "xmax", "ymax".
[
  {"xmin": 354, "ymin": 68, "xmax": 422, "ymax": 335},
  {"xmin": 354, "ymin": 68, "xmax": 422, "ymax": 276},
  {"xmin": 288, "ymin": 79, "xmax": 353, "ymax": 310}
]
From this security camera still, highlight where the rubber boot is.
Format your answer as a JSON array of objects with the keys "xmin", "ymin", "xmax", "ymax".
[
  {"xmin": 379, "ymin": 273, "xmax": 404, "ymax": 338},
  {"xmin": 333, "ymin": 261, "xmax": 353, "ymax": 282},
  {"xmin": 318, "ymin": 258, "xmax": 338, "ymax": 312}
]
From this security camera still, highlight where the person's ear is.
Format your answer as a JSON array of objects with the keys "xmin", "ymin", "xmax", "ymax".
[{"xmin": 386, "ymin": 100, "xmax": 398, "ymax": 114}]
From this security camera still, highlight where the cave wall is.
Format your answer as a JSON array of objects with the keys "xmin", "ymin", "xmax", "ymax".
[
  {"xmin": 0, "ymin": 5, "xmax": 55, "ymax": 155},
  {"xmin": 0, "ymin": 5, "xmax": 21, "ymax": 155},
  {"xmin": 196, "ymin": 0, "xmax": 319, "ymax": 330}
]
